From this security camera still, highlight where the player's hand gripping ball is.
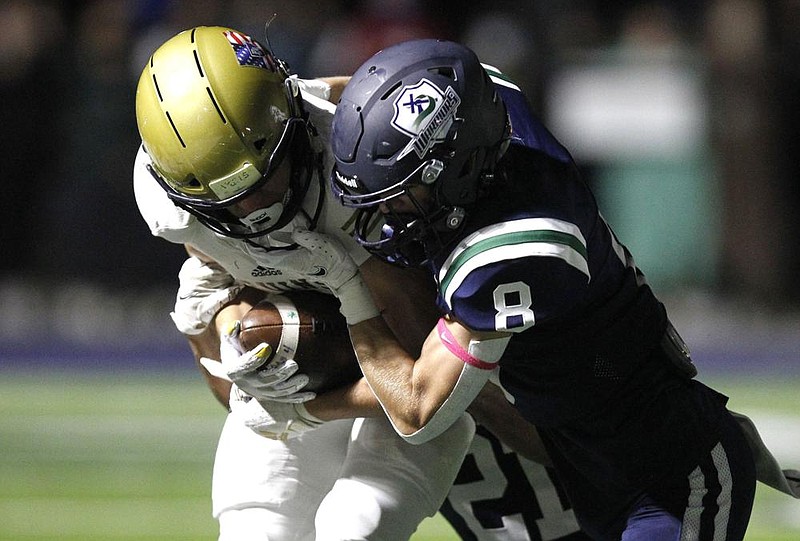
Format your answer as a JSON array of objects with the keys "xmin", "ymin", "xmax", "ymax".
[{"xmin": 238, "ymin": 291, "xmax": 362, "ymax": 394}]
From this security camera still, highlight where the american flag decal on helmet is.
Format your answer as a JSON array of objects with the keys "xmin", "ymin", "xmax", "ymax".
[{"xmin": 224, "ymin": 30, "xmax": 276, "ymax": 71}]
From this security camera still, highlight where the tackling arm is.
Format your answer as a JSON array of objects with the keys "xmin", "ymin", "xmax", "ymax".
[
  {"xmin": 314, "ymin": 253, "xmax": 553, "ymax": 461},
  {"xmin": 349, "ymin": 313, "xmax": 509, "ymax": 444},
  {"xmin": 301, "ymin": 256, "xmax": 437, "ymax": 421}
]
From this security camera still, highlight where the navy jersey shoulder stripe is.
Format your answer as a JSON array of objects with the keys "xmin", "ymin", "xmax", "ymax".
[{"xmin": 438, "ymin": 217, "xmax": 589, "ymax": 310}]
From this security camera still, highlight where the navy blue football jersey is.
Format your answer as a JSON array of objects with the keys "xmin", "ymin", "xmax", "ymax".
[{"xmin": 430, "ymin": 76, "xmax": 731, "ymax": 537}]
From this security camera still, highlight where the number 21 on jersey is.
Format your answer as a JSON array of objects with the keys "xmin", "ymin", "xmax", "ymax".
[{"xmin": 442, "ymin": 427, "xmax": 583, "ymax": 540}]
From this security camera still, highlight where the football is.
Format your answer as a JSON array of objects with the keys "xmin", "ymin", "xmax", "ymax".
[{"xmin": 238, "ymin": 290, "xmax": 362, "ymax": 393}]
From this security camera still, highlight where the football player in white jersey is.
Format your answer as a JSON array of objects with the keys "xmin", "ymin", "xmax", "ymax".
[{"xmin": 134, "ymin": 26, "xmax": 588, "ymax": 540}]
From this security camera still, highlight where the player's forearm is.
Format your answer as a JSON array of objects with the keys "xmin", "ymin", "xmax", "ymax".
[
  {"xmin": 303, "ymin": 377, "xmax": 383, "ymax": 421},
  {"xmin": 348, "ymin": 317, "xmax": 448, "ymax": 435},
  {"xmin": 360, "ymin": 259, "xmax": 438, "ymax": 357},
  {"xmin": 186, "ymin": 330, "xmax": 232, "ymax": 408}
]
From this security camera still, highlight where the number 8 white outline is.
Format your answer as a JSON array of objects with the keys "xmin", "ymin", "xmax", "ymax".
[{"xmin": 493, "ymin": 281, "xmax": 535, "ymax": 332}]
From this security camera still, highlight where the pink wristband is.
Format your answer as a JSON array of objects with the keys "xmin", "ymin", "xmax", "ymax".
[{"xmin": 437, "ymin": 318, "xmax": 497, "ymax": 370}]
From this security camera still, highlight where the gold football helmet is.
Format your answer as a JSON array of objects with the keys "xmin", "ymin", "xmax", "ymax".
[{"xmin": 136, "ymin": 26, "xmax": 320, "ymax": 238}]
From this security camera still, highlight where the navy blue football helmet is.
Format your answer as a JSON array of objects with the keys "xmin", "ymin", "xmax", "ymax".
[{"xmin": 330, "ymin": 39, "xmax": 510, "ymax": 266}]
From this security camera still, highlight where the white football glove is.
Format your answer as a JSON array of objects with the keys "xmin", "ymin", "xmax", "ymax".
[
  {"xmin": 170, "ymin": 256, "xmax": 243, "ymax": 335},
  {"xmin": 218, "ymin": 321, "xmax": 316, "ymax": 403},
  {"xmin": 229, "ymin": 385, "xmax": 325, "ymax": 440},
  {"xmin": 272, "ymin": 229, "xmax": 379, "ymax": 325}
]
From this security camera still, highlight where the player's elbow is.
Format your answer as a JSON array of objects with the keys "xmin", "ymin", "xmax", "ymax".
[
  {"xmin": 400, "ymin": 426, "xmax": 440, "ymax": 445},
  {"xmin": 396, "ymin": 409, "xmax": 476, "ymax": 446},
  {"xmin": 390, "ymin": 406, "xmax": 435, "ymax": 441},
  {"xmin": 389, "ymin": 414, "xmax": 444, "ymax": 445},
  {"xmin": 390, "ymin": 403, "xmax": 462, "ymax": 445}
]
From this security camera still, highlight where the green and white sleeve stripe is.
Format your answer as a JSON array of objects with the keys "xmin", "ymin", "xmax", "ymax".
[{"xmin": 438, "ymin": 218, "xmax": 589, "ymax": 308}]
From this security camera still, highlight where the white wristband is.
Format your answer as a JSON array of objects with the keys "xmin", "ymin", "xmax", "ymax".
[{"xmin": 335, "ymin": 274, "xmax": 380, "ymax": 325}]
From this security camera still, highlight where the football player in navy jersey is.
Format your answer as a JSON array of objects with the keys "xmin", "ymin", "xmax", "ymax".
[{"xmin": 321, "ymin": 39, "xmax": 759, "ymax": 540}]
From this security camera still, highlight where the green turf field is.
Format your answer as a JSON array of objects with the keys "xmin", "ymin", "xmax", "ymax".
[{"xmin": 0, "ymin": 371, "xmax": 797, "ymax": 540}]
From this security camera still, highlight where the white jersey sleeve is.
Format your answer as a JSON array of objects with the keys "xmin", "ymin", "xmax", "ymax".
[{"xmin": 132, "ymin": 144, "xmax": 202, "ymax": 245}]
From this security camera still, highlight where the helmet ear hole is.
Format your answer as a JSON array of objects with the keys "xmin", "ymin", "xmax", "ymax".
[
  {"xmin": 380, "ymin": 81, "xmax": 403, "ymax": 101},
  {"xmin": 428, "ymin": 66, "xmax": 456, "ymax": 80}
]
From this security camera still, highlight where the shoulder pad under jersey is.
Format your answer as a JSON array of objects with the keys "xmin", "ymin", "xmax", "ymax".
[{"xmin": 132, "ymin": 145, "xmax": 200, "ymax": 245}]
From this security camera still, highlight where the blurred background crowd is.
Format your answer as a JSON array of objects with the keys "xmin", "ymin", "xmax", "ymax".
[{"xmin": 1, "ymin": 0, "xmax": 799, "ymax": 365}]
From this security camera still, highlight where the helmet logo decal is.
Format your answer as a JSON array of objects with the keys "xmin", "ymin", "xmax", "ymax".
[
  {"xmin": 224, "ymin": 30, "xmax": 275, "ymax": 71},
  {"xmin": 392, "ymin": 79, "xmax": 461, "ymax": 160}
]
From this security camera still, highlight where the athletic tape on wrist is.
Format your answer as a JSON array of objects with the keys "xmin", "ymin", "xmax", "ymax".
[{"xmin": 336, "ymin": 275, "xmax": 380, "ymax": 325}]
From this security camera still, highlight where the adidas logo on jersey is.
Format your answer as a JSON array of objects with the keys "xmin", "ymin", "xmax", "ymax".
[{"xmin": 252, "ymin": 265, "xmax": 283, "ymax": 277}]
